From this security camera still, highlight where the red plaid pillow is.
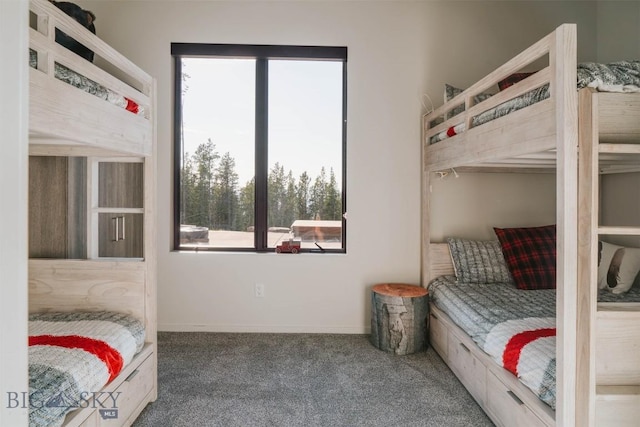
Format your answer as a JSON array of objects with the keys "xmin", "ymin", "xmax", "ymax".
[
  {"xmin": 498, "ymin": 72, "xmax": 536, "ymax": 91},
  {"xmin": 494, "ymin": 225, "xmax": 556, "ymax": 290}
]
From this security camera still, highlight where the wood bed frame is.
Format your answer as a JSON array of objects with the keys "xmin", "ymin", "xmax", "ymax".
[
  {"xmin": 27, "ymin": 0, "xmax": 157, "ymax": 426},
  {"xmin": 422, "ymin": 24, "xmax": 640, "ymax": 427},
  {"xmin": 28, "ymin": 0, "xmax": 153, "ymax": 157}
]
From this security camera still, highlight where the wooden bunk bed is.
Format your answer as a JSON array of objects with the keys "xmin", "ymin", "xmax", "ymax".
[
  {"xmin": 27, "ymin": 0, "xmax": 157, "ymax": 426},
  {"xmin": 422, "ymin": 24, "xmax": 640, "ymax": 427}
]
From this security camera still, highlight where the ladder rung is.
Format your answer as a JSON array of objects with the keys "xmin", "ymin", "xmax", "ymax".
[
  {"xmin": 599, "ymin": 226, "xmax": 640, "ymax": 235},
  {"xmin": 596, "ymin": 385, "xmax": 640, "ymax": 397},
  {"xmin": 599, "ymin": 143, "xmax": 640, "ymax": 154}
]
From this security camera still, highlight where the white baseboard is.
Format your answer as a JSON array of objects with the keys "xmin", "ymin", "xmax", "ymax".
[{"xmin": 158, "ymin": 323, "xmax": 370, "ymax": 334}]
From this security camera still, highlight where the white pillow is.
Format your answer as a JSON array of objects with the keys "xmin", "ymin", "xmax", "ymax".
[{"xmin": 598, "ymin": 241, "xmax": 640, "ymax": 294}]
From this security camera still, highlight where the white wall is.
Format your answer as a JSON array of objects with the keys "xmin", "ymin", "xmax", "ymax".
[
  {"xmin": 429, "ymin": 172, "xmax": 558, "ymax": 242},
  {"xmin": 84, "ymin": 0, "xmax": 428, "ymax": 333},
  {"xmin": 0, "ymin": 0, "xmax": 29, "ymax": 425},
  {"xmin": 79, "ymin": 1, "xmax": 626, "ymax": 333},
  {"xmin": 597, "ymin": 0, "xmax": 640, "ymax": 62}
]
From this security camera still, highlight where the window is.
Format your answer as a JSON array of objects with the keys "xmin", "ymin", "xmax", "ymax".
[{"xmin": 172, "ymin": 44, "xmax": 347, "ymax": 253}]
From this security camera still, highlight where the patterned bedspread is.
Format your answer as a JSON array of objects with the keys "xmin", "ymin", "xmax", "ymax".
[
  {"xmin": 428, "ymin": 277, "xmax": 557, "ymax": 408},
  {"xmin": 430, "ymin": 60, "xmax": 640, "ymax": 144},
  {"xmin": 29, "ymin": 49, "xmax": 145, "ymax": 117},
  {"xmin": 28, "ymin": 311, "xmax": 145, "ymax": 427},
  {"xmin": 428, "ymin": 276, "xmax": 640, "ymax": 410}
]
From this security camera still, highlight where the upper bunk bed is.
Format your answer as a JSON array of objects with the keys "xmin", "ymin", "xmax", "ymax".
[
  {"xmin": 28, "ymin": 0, "xmax": 155, "ymax": 157},
  {"xmin": 422, "ymin": 25, "xmax": 640, "ymax": 174}
]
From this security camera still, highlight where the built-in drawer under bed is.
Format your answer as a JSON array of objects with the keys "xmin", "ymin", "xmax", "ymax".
[{"xmin": 428, "ymin": 276, "xmax": 640, "ymax": 411}]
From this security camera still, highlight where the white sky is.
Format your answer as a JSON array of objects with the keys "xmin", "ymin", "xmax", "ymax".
[{"xmin": 181, "ymin": 57, "xmax": 343, "ymax": 187}]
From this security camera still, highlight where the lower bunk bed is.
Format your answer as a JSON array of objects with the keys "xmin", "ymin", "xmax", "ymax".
[
  {"xmin": 427, "ymin": 241, "xmax": 640, "ymax": 427},
  {"xmin": 28, "ymin": 311, "xmax": 155, "ymax": 427}
]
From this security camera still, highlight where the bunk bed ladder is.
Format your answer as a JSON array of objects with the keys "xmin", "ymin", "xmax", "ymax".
[{"xmin": 578, "ymin": 88, "xmax": 640, "ymax": 427}]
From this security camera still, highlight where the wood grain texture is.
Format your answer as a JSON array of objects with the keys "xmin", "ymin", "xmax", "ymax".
[
  {"xmin": 29, "ymin": 70, "xmax": 152, "ymax": 156},
  {"xmin": 29, "ymin": 156, "xmax": 69, "ymax": 258},
  {"xmin": 428, "ymin": 243, "xmax": 455, "ymax": 282},
  {"xmin": 421, "ymin": 156, "xmax": 430, "ymax": 287},
  {"xmin": 448, "ymin": 330, "xmax": 486, "ymax": 406},
  {"xmin": 425, "ymin": 100, "xmax": 556, "ymax": 171},
  {"xmin": 144, "ymin": 80, "xmax": 159, "ymax": 400},
  {"xmin": 370, "ymin": 285, "xmax": 428, "ymax": 355},
  {"xmin": 553, "ymin": 27, "xmax": 579, "ymax": 424},
  {"xmin": 595, "ymin": 386, "xmax": 640, "ymax": 427},
  {"xmin": 598, "ymin": 93, "xmax": 640, "ymax": 143},
  {"xmin": 98, "ymin": 213, "xmax": 144, "ymax": 258},
  {"xmin": 576, "ymin": 87, "xmax": 599, "ymax": 427},
  {"xmin": 98, "ymin": 162, "xmax": 144, "ymax": 209},
  {"xmin": 67, "ymin": 157, "xmax": 87, "ymax": 259},
  {"xmin": 595, "ymin": 310, "xmax": 640, "ymax": 385},
  {"xmin": 29, "ymin": 259, "xmax": 146, "ymax": 320},
  {"xmin": 372, "ymin": 283, "xmax": 426, "ymax": 298}
]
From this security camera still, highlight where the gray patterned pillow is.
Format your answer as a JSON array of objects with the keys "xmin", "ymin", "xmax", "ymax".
[
  {"xmin": 447, "ymin": 237, "xmax": 514, "ymax": 285},
  {"xmin": 445, "ymin": 84, "xmax": 493, "ymax": 118}
]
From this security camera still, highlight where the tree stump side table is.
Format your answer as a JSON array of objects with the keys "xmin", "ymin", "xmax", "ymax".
[{"xmin": 370, "ymin": 283, "xmax": 428, "ymax": 355}]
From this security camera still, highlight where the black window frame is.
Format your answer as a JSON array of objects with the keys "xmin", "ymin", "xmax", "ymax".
[{"xmin": 171, "ymin": 43, "xmax": 348, "ymax": 253}]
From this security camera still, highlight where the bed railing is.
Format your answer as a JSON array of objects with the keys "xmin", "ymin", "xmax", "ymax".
[
  {"xmin": 28, "ymin": 0, "xmax": 154, "ymax": 156},
  {"xmin": 30, "ymin": 0, "xmax": 152, "ymax": 100},
  {"xmin": 422, "ymin": 24, "xmax": 577, "ymax": 171}
]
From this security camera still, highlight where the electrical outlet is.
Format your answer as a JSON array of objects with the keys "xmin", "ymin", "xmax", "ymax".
[{"xmin": 255, "ymin": 283, "xmax": 265, "ymax": 298}]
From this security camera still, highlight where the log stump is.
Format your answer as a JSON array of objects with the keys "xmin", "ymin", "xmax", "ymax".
[{"xmin": 370, "ymin": 283, "xmax": 428, "ymax": 355}]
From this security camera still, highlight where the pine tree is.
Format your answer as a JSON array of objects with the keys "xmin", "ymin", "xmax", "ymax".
[
  {"xmin": 190, "ymin": 138, "xmax": 219, "ymax": 228},
  {"xmin": 295, "ymin": 171, "xmax": 311, "ymax": 220},
  {"xmin": 309, "ymin": 167, "xmax": 327, "ymax": 220},
  {"xmin": 323, "ymin": 168, "xmax": 341, "ymax": 220},
  {"xmin": 212, "ymin": 152, "xmax": 239, "ymax": 230},
  {"xmin": 268, "ymin": 162, "xmax": 287, "ymax": 227},
  {"xmin": 237, "ymin": 177, "xmax": 255, "ymax": 231},
  {"xmin": 283, "ymin": 170, "xmax": 296, "ymax": 227}
]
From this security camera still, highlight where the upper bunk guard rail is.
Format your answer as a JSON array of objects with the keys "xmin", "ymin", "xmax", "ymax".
[
  {"xmin": 28, "ymin": 0, "xmax": 154, "ymax": 157},
  {"xmin": 29, "ymin": 29, "xmax": 151, "ymax": 109},
  {"xmin": 422, "ymin": 26, "xmax": 571, "ymax": 172}
]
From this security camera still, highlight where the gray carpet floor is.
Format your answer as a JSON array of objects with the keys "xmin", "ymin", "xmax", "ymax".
[{"xmin": 132, "ymin": 332, "xmax": 494, "ymax": 427}]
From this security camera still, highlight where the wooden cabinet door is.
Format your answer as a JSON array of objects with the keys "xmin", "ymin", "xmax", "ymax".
[
  {"xmin": 98, "ymin": 162, "xmax": 143, "ymax": 209},
  {"xmin": 98, "ymin": 213, "xmax": 144, "ymax": 258}
]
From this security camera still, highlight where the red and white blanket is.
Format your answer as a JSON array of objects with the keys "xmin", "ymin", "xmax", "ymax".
[
  {"xmin": 482, "ymin": 317, "xmax": 557, "ymax": 409},
  {"xmin": 28, "ymin": 311, "xmax": 145, "ymax": 427},
  {"xmin": 29, "ymin": 49, "xmax": 145, "ymax": 118}
]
